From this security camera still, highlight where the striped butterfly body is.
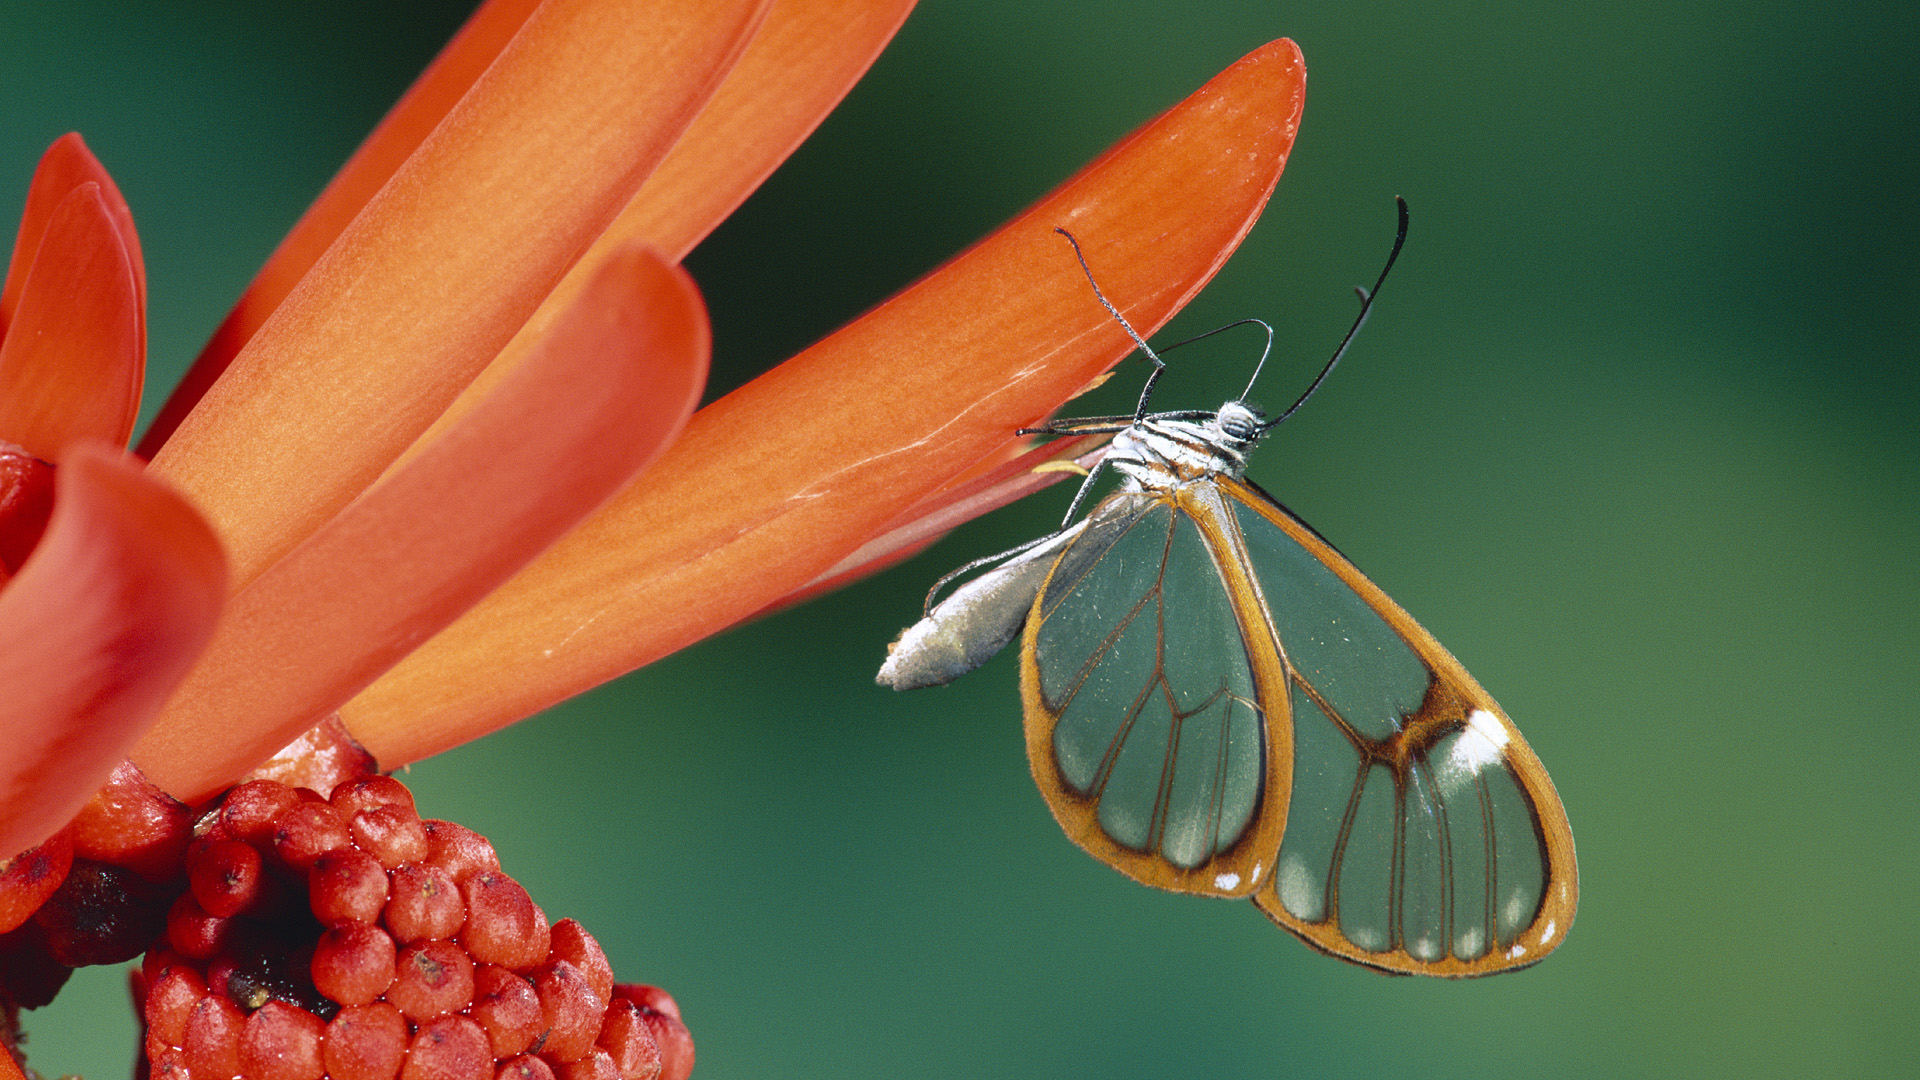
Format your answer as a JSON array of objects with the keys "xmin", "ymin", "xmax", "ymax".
[{"xmin": 879, "ymin": 205, "xmax": 1575, "ymax": 976}]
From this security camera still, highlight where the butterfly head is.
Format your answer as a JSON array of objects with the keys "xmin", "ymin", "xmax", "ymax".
[{"xmin": 1215, "ymin": 400, "xmax": 1266, "ymax": 448}]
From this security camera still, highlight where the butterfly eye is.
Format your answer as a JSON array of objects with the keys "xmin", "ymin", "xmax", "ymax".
[{"xmin": 1217, "ymin": 402, "xmax": 1262, "ymax": 444}]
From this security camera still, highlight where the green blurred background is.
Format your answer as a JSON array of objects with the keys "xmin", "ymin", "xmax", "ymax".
[{"xmin": 2, "ymin": 1, "xmax": 1914, "ymax": 1076}]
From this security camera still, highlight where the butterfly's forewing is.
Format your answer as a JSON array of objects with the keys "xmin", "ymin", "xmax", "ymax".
[
  {"xmin": 1019, "ymin": 488, "xmax": 1292, "ymax": 898},
  {"xmin": 1219, "ymin": 477, "xmax": 1577, "ymax": 976}
]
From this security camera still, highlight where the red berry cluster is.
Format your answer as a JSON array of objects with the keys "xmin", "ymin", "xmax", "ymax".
[{"xmin": 128, "ymin": 775, "xmax": 692, "ymax": 1080}]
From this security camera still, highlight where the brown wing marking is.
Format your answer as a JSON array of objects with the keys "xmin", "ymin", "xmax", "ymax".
[
  {"xmin": 1220, "ymin": 477, "xmax": 1577, "ymax": 977},
  {"xmin": 1019, "ymin": 487, "xmax": 1292, "ymax": 898}
]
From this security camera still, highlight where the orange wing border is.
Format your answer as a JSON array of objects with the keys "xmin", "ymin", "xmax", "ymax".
[
  {"xmin": 1220, "ymin": 476, "xmax": 1577, "ymax": 976},
  {"xmin": 1017, "ymin": 488, "xmax": 1294, "ymax": 899}
]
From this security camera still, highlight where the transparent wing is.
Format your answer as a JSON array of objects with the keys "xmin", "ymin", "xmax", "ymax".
[
  {"xmin": 1019, "ymin": 488, "xmax": 1291, "ymax": 898},
  {"xmin": 1220, "ymin": 477, "xmax": 1577, "ymax": 976}
]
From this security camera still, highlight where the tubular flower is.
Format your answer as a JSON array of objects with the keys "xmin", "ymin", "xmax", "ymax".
[{"xmin": 0, "ymin": 0, "xmax": 1307, "ymax": 1072}]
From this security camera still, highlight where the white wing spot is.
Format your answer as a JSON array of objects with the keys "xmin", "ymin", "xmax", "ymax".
[
  {"xmin": 1274, "ymin": 854, "xmax": 1324, "ymax": 920},
  {"xmin": 1436, "ymin": 708, "xmax": 1511, "ymax": 794},
  {"xmin": 1212, "ymin": 872, "xmax": 1240, "ymax": 892},
  {"xmin": 1466, "ymin": 708, "xmax": 1509, "ymax": 752}
]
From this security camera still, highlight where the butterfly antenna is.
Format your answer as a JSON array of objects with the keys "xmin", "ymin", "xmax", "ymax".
[
  {"xmin": 1056, "ymin": 227, "xmax": 1167, "ymax": 419},
  {"xmin": 1264, "ymin": 196, "xmax": 1410, "ymax": 429},
  {"xmin": 1234, "ymin": 319, "xmax": 1278, "ymax": 400}
]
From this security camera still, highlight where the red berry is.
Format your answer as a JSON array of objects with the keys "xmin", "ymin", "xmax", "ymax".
[
  {"xmin": 310, "ymin": 848, "xmax": 390, "ymax": 925},
  {"xmin": 324, "ymin": 1002, "xmax": 410, "ymax": 1080},
  {"xmin": 142, "ymin": 945, "xmax": 191, "ymax": 986},
  {"xmin": 143, "ymin": 962, "xmax": 206, "ymax": 1048},
  {"xmin": 240, "ymin": 1000, "xmax": 327, "ymax": 1080},
  {"xmin": 548, "ymin": 920, "xmax": 614, "ymax": 1006},
  {"xmin": 469, "ymin": 964, "xmax": 544, "ymax": 1058},
  {"xmin": 400, "ymin": 1015, "xmax": 492, "ymax": 1080},
  {"xmin": 273, "ymin": 802, "xmax": 352, "ymax": 871},
  {"xmin": 166, "ymin": 893, "xmax": 229, "ymax": 960},
  {"xmin": 188, "ymin": 838, "xmax": 264, "ymax": 919},
  {"xmin": 385, "ymin": 863, "xmax": 464, "ymax": 942},
  {"xmin": 181, "ymin": 993, "xmax": 246, "ymax": 1077},
  {"xmin": 609, "ymin": 984, "xmax": 680, "ymax": 1022},
  {"xmin": 421, "ymin": 821, "xmax": 500, "ymax": 884},
  {"xmin": 532, "ymin": 961, "xmax": 606, "ymax": 1064},
  {"xmin": 218, "ymin": 780, "xmax": 304, "ymax": 846},
  {"xmin": 86, "ymin": 769, "xmax": 696, "ymax": 1080},
  {"xmin": 495, "ymin": 1055, "xmax": 557, "ymax": 1080},
  {"xmin": 149, "ymin": 1043, "xmax": 191, "ymax": 1080},
  {"xmin": 612, "ymin": 987, "xmax": 693, "ymax": 1080},
  {"xmin": 352, "ymin": 804, "xmax": 430, "ymax": 869},
  {"xmin": 461, "ymin": 873, "xmax": 548, "ymax": 970},
  {"xmin": 554, "ymin": 1049, "xmax": 621, "ymax": 1080},
  {"xmin": 331, "ymin": 775, "xmax": 417, "ymax": 817},
  {"xmin": 388, "ymin": 939, "xmax": 475, "ymax": 1022},
  {"xmin": 642, "ymin": 1011, "xmax": 694, "ymax": 1080},
  {"xmin": 595, "ymin": 1000, "xmax": 663, "ymax": 1080},
  {"xmin": 312, "ymin": 921, "xmax": 397, "ymax": 1006}
]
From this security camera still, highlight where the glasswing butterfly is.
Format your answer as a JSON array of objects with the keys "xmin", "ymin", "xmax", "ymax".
[{"xmin": 878, "ymin": 201, "xmax": 1575, "ymax": 976}]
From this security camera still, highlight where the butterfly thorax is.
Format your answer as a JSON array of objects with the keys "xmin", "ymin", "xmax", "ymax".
[{"xmin": 1105, "ymin": 400, "xmax": 1266, "ymax": 489}]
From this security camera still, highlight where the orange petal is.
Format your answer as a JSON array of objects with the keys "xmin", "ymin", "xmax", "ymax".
[
  {"xmin": 776, "ymin": 432, "xmax": 1111, "ymax": 609},
  {"xmin": 134, "ymin": 247, "xmax": 708, "ymax": 801},
  {"xmin": 0, "ymin": 184, "xmax": 143, "ymax": 457},
  {"xmin": 1, "ymin": 134, "xmax": 144, "ymax": 339},
  {"xmin": 340, "ymin": 40, "xmax": 1306, "ymax": 760},
  {"xmin": 137, "ymin": 0, "xmax": 545, "ymax": 458},
  {"xmin": 0, "ymin": 444, "xmax": 225, "ymax": 861},
  {"xmin": 148, "ymin": 0, "xmax": 770, "ymax": 592},
  {"xmin": 587, "ymin": 0, "xmax": 919, "ymax": 263},
  {"xmin": 378, "ymin": 0, "xmax": 917, "ymax": 468}
]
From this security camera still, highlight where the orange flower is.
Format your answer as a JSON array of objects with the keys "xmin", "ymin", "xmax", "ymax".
[
  {"xmin": 0, "ymin": 0, "xmax": 1305, "ymax": 878},
  {"xmin": 0, "ymin": 134, "xmax": 225, "ymax": 863}
]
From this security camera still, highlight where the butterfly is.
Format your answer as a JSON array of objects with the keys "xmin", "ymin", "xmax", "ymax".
[{"xmin": 878, "ymin": 200, "xmax": 1575, "ymax": 976}]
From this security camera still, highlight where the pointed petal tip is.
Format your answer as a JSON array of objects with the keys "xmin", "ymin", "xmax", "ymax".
[
  {"xmin": 3, "ymin": 133, "xmax": 144, "ymax": 335},
  {"xmin": 0, "ymin": 183, "xmax": 144, "ymax": 457}
]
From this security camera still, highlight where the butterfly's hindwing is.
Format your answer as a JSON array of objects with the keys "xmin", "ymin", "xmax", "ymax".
[
  {"xmin": 1021, "ymin": 488, "xmax": 1291, "ymax": 897},
  {"xmin": 1218, "ymin": 478, "xmax": 1577, "ymax": 976}
]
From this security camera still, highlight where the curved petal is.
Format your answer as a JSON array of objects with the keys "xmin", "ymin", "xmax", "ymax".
[
  {"xmin": 134, "ymin": 247, "xmax": 708, "ymax": 801},
  {"xmin": 148, "ymin": 0, "xmax": 770, "ymax": 593},
  {"xmin": 341, "ymin": 40, "xmax": 1307, "ymax": 761},
  {"xmin": 137, "ymin": 0, "xmax": 545, "ymax": 458},
  {"xmin": 0, "ymin": 185, "xmax": 143, "ymax": 457},
  {"xmin": 2, "ymin": 133, "xmax": 144, "ymax": 338},
  {"xmin": 0, "ymin": 444, "xmax": 226, "ymax": 861},
  {"xmin": 572, "ymin": 0, "xmax": 920, "ymax": 262},
  {"xmin": 406, "ymin": 0, "xmax": 918, "ymax": 449}
]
